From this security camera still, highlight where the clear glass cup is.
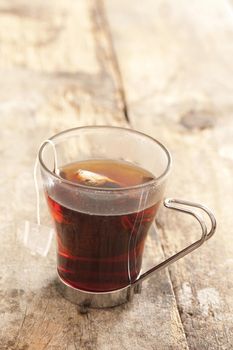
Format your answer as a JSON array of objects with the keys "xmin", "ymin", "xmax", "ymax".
[{"xmin": 39, "ymin": 126, "xmax": 216, "ymax": 308}]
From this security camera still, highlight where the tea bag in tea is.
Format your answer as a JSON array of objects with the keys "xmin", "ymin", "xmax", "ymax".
[
  {"xmin": 61, "ymin": 169, "xmax": 122, "ymax": 188},
  {"xmin": 75, "ymin": 169, "xmax": 122, "ymax": 188},
  {"xmin": 60, "ymin": 168, "xmax": 154, "ymax": 188}
]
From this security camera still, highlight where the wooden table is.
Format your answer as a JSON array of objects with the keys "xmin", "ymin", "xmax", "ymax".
[{"xmin": 1, "ymin": 1, "xmax": 232, "ymax": 349}]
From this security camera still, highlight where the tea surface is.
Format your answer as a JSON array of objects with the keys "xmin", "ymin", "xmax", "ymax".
[{"xmin": 59, "ymin": 159, "xmax": 154, "ymax": 188}]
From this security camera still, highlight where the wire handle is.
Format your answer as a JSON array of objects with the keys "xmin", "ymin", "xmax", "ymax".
[{"xmin": 133, "ymin": 198, "xmax": 216, "ymax": 287}]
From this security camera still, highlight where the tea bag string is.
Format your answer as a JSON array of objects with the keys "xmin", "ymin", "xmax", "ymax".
[
  {"xmin": 127, "ymin": 188, "xmax": 148, "ymax": 283},
  {"xmin": 34, "ymin": 139, "xmax": 59, "ymax": 226},
  {"xmin": 132, "ymin": 189, "xmax": 149, "ymax": 279}
]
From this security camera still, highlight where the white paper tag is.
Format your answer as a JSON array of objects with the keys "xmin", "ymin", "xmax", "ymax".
[{"xmin": 17, "ymin": 221, "xmax": 54, "ymax": 257}]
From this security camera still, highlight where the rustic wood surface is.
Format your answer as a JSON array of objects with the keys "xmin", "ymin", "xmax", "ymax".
[
  {"xmin": 1, "ymin": 0, "xmax": 232, "ymax": 349},
  {"xmin": 0, "ymin": 1, "xmax": 190, "ymax": 349}
]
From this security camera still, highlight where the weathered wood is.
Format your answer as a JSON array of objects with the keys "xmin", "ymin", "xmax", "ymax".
[
  {"xmin": 105, "ymin": 0, "xmax": 233, "ymax": 348},
  {"xmin": 0, "ymin": 1, "xmax": 188, "ymax": 349}
]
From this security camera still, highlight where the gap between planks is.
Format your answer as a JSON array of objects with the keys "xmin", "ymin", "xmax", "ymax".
[
  {"xmin": 90, "ymin": 0, "xmax": 129, "ymax": 122},
  {"xmin": 98, "ymin": 0, "xmax": 190, "ymax": 348}
]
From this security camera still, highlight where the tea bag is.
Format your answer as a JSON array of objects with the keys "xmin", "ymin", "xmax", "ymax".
[
  {"xmin": 74, "ymin": 169, "xmax": 122, "ymax": 188},
  {"xmin": 62, "ymin": 169, "xmax": 154, "ymax": 188}
]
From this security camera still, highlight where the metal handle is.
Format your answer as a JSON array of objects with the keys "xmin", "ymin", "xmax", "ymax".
[{"xmin": 132, "ymin": 198, "xmax": 216, "ymax": 287}]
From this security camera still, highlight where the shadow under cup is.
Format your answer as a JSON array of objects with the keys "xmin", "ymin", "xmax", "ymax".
[{"xmin": 39, "ymin": 127, "xmax": 170, "ymax": 293}]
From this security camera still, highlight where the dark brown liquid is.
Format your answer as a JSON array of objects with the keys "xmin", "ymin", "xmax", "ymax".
[{"xmin": 47, "ymin": 160, "xmax": 160, "ymax": 292}]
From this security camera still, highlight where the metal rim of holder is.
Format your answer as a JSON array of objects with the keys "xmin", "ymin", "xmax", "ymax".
[{"xmin": 58, "ymin": 198, "xmax": 216, "ymax": 308}]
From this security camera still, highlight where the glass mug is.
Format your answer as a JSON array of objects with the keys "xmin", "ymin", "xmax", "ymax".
[{"xmin": 39, "ymin": 126, "xmax": 216, "ymax": 308}]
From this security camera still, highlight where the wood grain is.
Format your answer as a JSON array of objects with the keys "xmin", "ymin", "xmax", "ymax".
[
  {"xmin": 105, "ymin": 0, "xmax": 233, "ymax": 348},
  {"xmin": 0, "ymin": 0, "xmax": 188, "ymax": 349}
]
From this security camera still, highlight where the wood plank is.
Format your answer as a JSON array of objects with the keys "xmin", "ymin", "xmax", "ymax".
[
  {"xmin": 0, "ymin": 1, "xmax": 187, "ymax": 349},
  {"xmin": 105, "ymin": 0, "xmax": 233, "ymax": 349}
]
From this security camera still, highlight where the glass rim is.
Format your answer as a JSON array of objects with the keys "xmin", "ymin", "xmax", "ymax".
[{"xmin": 38, "ymin": 126, "xmax": 172, "ymax": 192}]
